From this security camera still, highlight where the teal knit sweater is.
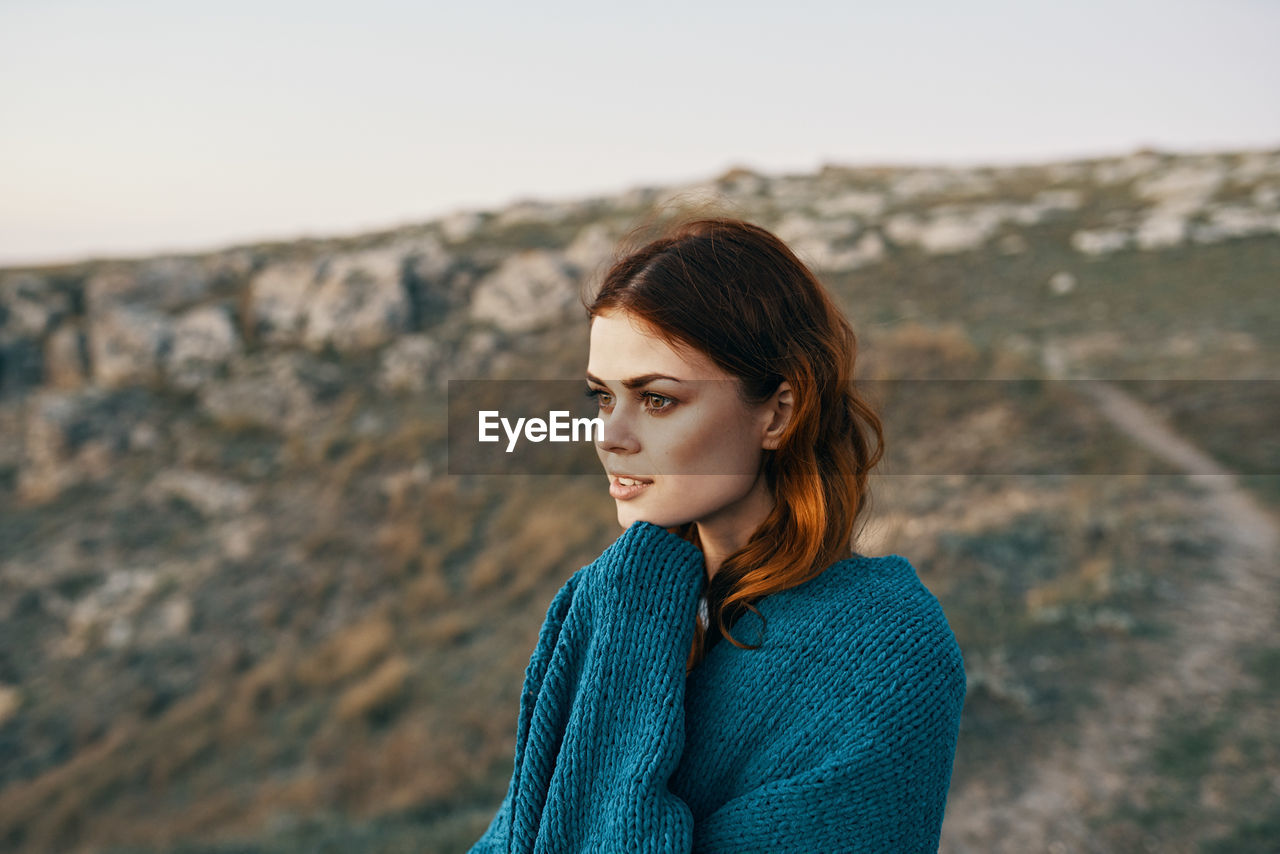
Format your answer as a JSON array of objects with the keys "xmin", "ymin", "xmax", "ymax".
[{"xmin": 469, "ymin": 520, "xmax": 966, "ymax": 853}]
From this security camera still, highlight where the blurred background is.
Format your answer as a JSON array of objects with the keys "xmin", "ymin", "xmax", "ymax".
[{"xmin": 1, "ymin": 1, "xmax": 1278, "ymax": 852}]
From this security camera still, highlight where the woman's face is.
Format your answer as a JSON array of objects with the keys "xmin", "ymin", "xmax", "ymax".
[{"xmin": 586, "ymin": 309, "xmax": 786, "ymax": 542}]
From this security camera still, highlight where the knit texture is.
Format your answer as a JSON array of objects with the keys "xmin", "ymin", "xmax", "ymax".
[{"xmin": 469, "ymin": 520, "xmax": 967, "ymax": 853}]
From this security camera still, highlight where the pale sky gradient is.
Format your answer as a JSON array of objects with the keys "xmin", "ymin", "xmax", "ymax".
[{"xmin": 2, "ymin": 0, "xmax": 1277, "ymax": 267}]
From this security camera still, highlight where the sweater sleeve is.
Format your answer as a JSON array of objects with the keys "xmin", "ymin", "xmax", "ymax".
[
  {"xmin": 469, "ymin": 565, "xmax": 587, "ymax": 853},
  {"xmin": 469, "ymin": 519, "xmax": 706, "ymax": 854}
]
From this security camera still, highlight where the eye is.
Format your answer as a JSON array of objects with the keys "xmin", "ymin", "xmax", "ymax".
[
  {"xmin": 641, "ymin": 392, "xmax": 676, "ymax": 413},
  {"xmin": 584, "ymin": 385, "xmax": 613, "ymax": 407}
]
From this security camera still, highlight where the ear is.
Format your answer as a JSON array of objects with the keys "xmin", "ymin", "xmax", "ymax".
[{"xmin": 761, "ymin": 381, "xmax": 793, "ymax": 450}]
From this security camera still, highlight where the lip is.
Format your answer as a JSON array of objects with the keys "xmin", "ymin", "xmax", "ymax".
[{"xmin": 608, "ymin": 472, "xmax": 654, "ymax": 501}]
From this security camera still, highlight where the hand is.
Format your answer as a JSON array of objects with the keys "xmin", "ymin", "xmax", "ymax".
[{"xmin": 588, "ymin": 520, "xmax": 706, "ymax": 600}]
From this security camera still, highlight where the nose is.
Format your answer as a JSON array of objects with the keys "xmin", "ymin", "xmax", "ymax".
[{"xmin": 596, "ymin": 407, "xmax": 640, "ymax": 455}]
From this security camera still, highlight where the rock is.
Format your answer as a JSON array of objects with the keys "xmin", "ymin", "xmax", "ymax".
[
  {"xmin": 43, "ymin": 323, "xmax": 88, "ymax": 389},
  {"xmin": 377, "ymin": 334, "xmax": 443, "ymax": 395},
  {"xmin": 814, "ymin": 190, "xmax": 887, "ymax": 219},
  {"xmin": 404, "ymin": 232, "xmax": 453, "ymax": 281},
  {"xmin": 772, "ymin": 211, "xmax": 859, "ymax": 246},
  {"xmin": 1048, "ymin": 272, "xmax": 1077, "ymax": 295},
  {"xmin": 248, "ymin": 248, "xmax": 411, "ymax": 352},
  {"xmin": 1071, "ymin": 228, "xmax": 1130, "ymax": 256},
  {"xmin": 1230, "ymin": 150, "xmax": 1280, "ymax": 184},
  {"xmin": 1092, "ymin": 150, "xmax": 1163, "ymax": 185},
  {"xmin": 771, "ymin": 211, "xmax": 860, "ymax": 270},
  {"xmin": 886, "ymin": 206, "xmax": 1004, "ymax": 254},
  {"xmin": 1033, "ymin": 188, "xmax": 1084, "ymax": 211},
  {"xmin": 469, "ymin": 249, "xmax": 577, "ymax": 333},
  {"xmin": 165, "ymin": 304, "xmax": 240, "ymax": 391},
  {"xmin": 494, "ymin": 199, "xmax": 573, "ymax": 228},
  {"xmin": 440, "ymin": 209, "xmax": 485, "ymax": 243},
  {"xmin": 1254, "ymin": 184, "xmax": 1280, "ymax": 208},
  {"xmin": 564, "ymin": 223, "xmax": 618, "ymax": 277},
  {"xmin": 85, "ymin": 257, "xmax": 212, "ymax": 314},
  {"xmin": 1045, "ymin": 162, "xmax": 1090, "ymax": 183},
  {"xmin": 614, "ymin": 185, "xmax": 661, "ymax": 211},
  {"xmin": 889, "ymin": 168, "xmax": 994, "ymax": 200},
  {"xmin": 246, "ymin": 258, "xmax": 319, "ymax": 346},
  {"xmin": 16, "ymin": 386, "xmax": 148, "ymax": 504},
  {"xmin": 144, "ymin": 468, "xmax": 253, "ymax": 517},
  {"xmin": 1008, "ymin": 189, "xmax": 1085, "ymax": 226},
  {"xmin": 1, "ymin": 273, "xmax": 69, "ymax": 396},
  {"xmin": 1134, "ymin": 210, "xmax": 1187, "ymax": 250},
  {"xmin": 715, "ymin": 168, "xmax": 766, "ymax": 197},
  {"xmin": 1, "ymin": 273, "xmax": 68, "ymax": 338},
  {"xmin": 767, "ymin": 176, "xmax": 817, "ymax": 205},
  {"xmin": 919, "ymin": 213, "xmax": 998, "ymax": 253},
  {"xmin": 836, "ymin": 231, "xmax": 887, "ymax": 270},
  {"xmin": 199, "ymin": 351, "xmax": 343, "ymax": 434},
  {"xmin": 1126, "ymin": 162, "xmax": 1227, "ymax": 251},
  {"xmin": 451, "ymin": 328, "xmax": 500, "ymax": 379},
  {"xmin": 156, "ymin": 595, "xmax": 193, "ymax": 637},
  {"xmin": 400, "ymin": 234, "xmax": 461, "ymax": 330},
  {"xmin": 302, "ymin": 247, "xmax": 411, "ymax": 352},
  {"xmin": 129, "ymin": 421, "xmax": 161, "ymax": 452},
  {"xmin": 87, "ymin": 303, "xmax": 174, "ymax": 388},
  {"xmin": 1134, "ymin": 163, "xmax": 1225, "ymax": 209},
  {"xmin": 884, "ymin": 213, "xmax": 924, "ymax": 246},
  {"xmin": 1189, "ymin": 205, "xmax": 1280, "ymax": 243},
  {"xmin": 791, "ymin": 229, "xmax": 885, "ymax": 272},
  {"xmin": 63, "ymin": 567, "xmax": 160, "ymax": 654},
  {"xmin": 0, "ymin": 335, "xmax": 43, "ymax": 397},
  {"xmin": 218, "ymin": 515, "xmax": 268, "ymax": 562}
]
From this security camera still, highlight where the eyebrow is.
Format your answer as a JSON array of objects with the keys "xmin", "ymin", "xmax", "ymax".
[{"xmin": 585, "ymin": 371, "xmax": 686, "ymax": 389}]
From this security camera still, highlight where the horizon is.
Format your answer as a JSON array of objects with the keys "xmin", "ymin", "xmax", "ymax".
[{"xmin": 5, "ymin": 141, "xmax": 1276, "ymax": 272}]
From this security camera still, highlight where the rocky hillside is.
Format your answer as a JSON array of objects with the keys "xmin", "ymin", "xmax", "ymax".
[{"xmin": 0, "ymin": 147, "xmax": 1277, "ymax": 853}]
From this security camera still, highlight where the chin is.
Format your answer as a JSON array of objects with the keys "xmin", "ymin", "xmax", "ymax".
[
  {"xmin": 615, "ymin": 503, "xmax": 686, "ymax": 531},
  {"xmin": 616, "ymin": 505, "xmax": 641, "ymax": 530}
]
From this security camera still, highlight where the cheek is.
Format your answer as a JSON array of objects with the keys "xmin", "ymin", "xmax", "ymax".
[
  {"xmin": 650, "ymin": 413, "xmax": 760, "ymax": 476},
  {"xmin": 644, "ymin": 473, "xmax": 759, "ymax": 529},
  {"xmin": 668, "ymin": 474, "xmax": 757, "ymax": 507}
]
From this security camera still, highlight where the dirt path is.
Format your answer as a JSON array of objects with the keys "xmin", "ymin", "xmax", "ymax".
[{"xmin": 941, "ymin": 379, "xmax": 1280, "ymax": 853}]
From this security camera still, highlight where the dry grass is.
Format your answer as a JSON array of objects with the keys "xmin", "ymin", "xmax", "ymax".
[
  {"xmin": 335, "ymin": 655, "xmax": 410, "ymax": 724},
  {"xmin": 1025, "ymin": 554, "xmax": 1115, "ymax": 613},
  {"xmin": 863, "ymin": 320, "xmax": 982, "ymax": 381},
  {"xmin": 295, "ymin": 612, "xmax": 396, "ymax": 689},
  {"xmin": 415, "ymin": 610, "xmax": 476, "ymax": 646},
  {"xmin": 220, "ymin": 647, "xmax": 297, "ymax": 742}
]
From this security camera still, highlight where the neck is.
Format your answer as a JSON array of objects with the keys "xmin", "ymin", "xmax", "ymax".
[{"xmin": 694, "ymin": 476, "xmax": 775, "ymax": 581}]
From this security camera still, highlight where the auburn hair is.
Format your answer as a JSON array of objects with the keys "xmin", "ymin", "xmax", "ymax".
[{"xmin": 583, "ymin": 215, "xmax": 886, "ymax": 673}]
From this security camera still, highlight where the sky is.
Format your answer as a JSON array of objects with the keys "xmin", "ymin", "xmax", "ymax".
[{"xmin": 1, "ymin": 0, "xmax": 1277, "ymax": 267}]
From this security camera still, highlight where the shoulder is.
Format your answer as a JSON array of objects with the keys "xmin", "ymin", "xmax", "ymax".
[
  {"xmin": 719, "ymin": 554, "xmax": 966, "ymax": 771},
  {"xmin": 766, "ymin": 553, "xmax": 949, "ymax": 630},
  {"xmin": 760, "ymin": 553, "xmax": 966, "ymax": 697}
]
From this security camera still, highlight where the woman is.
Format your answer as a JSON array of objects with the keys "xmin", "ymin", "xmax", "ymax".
[{"xmin": 469, "ymin": 217, "xmax": 966, "ymax": 853}]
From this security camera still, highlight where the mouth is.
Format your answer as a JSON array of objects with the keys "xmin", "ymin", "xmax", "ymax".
[{"xmin": 608, "ymin": 473, "xmax": 654, "ymax": 501}]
